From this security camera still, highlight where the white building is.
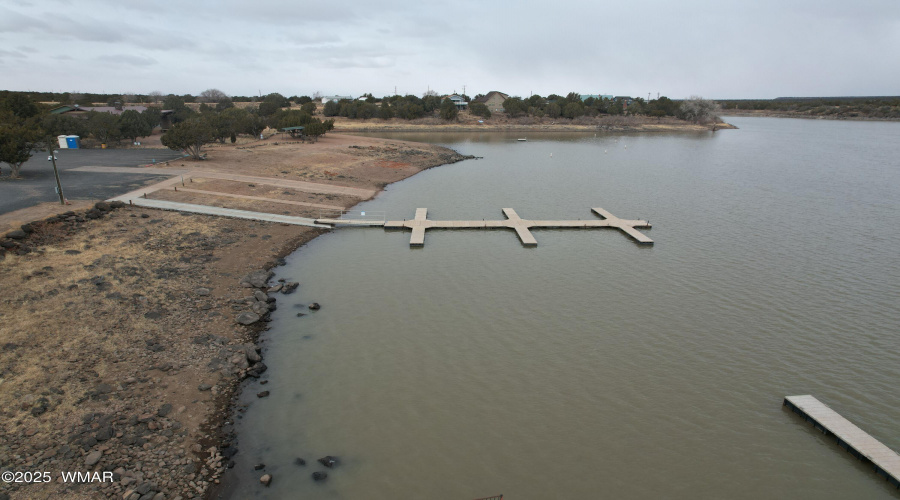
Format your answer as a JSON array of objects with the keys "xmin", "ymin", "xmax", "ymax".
[{"xmin": 321, "ymin": 95, "xmax": 353, "ymax": 104}]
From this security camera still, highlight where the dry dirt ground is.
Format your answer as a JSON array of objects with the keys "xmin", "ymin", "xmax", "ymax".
[{"xmin": 0, "ymin": 136, "xmax": 470, "ymax": 500}]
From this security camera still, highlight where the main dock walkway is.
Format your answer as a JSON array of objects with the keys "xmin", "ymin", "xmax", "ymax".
[
  {"xmin": 784, "ymin": 395, "xmax": 900, "ymax": 488},
  {"xmin": 122, "ymin": 198, "xmax": 332, "ymax": 228},
  {"xmin": 364, "ymin": 207, "xmax": 652, "ymax": 247}
]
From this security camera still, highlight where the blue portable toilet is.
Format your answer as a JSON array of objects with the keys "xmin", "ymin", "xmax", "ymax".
[{"xmin": 66, "ymin": 135, "xmax": 80, "ymax": 149}]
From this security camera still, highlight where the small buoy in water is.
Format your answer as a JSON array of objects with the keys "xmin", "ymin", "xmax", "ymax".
[{"xmin": 550, "ymin": 153, "xmax": 553, "ymax": 157}]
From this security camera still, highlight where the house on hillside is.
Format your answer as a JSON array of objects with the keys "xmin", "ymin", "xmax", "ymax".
[
  {"xmin": 472, "ymin": 91, "xmax": 509, "ymax": 112},
  {"xmin": 49, "ymin": 102, "xmax": 148, "ymax": 116},
  {"xmin": 321, "ymin": 95, "xmax": 353, "ymax": 104},
  {"xmin": 443, "ymin": 94, "xmax": 468, "ymax": 110}
]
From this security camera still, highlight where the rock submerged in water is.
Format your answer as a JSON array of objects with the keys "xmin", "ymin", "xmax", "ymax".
[
  {"xmin": 281, "ymin": 282, "xmax": 299, "ymax": 294},
  {"xmin": 312, "ymin": 471, "xmax": 328, "ymax": 481},
  {"xmin": 317, "ymin": 456, "xmax": 337, "ymax": 468},
  {"xmin": 309, "ymin": 303, "xmax": 321, "ymax": 311},
  {"xmin": 294, "ymin": 457, "xmax": 306, "ymax": 466},
  {"xmin": 260, "ymin": 473, "xmax": 272, "ymax": 486},
  {"xmin": 257, "ymin": 391, "xmax": 270, "ymax": 398}
]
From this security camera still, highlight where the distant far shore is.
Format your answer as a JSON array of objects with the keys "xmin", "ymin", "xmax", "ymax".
[
  {"xmin": 721, "ymin": 110, "xmax": 900, "ymax": 122},
  {"xmin": 329, "ymin": 115, "xmax": 735, "ymax": 133}
]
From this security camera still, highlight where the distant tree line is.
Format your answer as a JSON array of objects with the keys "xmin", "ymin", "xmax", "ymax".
[
  {"xmin": 717, "ymin": 97, "xmax": 900, "ymax": 119},
  {"xmin": 317, "ymin": 91, "xmax": 719, "ymax": 124},
  {"xmin": 322, "ymin": 94, "xmax": 451, "ymax": 120},
  {"xmin": 496, "ymin": 93, "xmax": 709, "ymax": 121},
  {"xmin": 0, "ymin": 90, "xmax": 317, "ymax": 107}
]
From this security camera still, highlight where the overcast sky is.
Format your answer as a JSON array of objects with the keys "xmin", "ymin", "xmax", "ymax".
[{"xmin": 2, "ymin": 0, "xmax": 899, "ymax": 100}]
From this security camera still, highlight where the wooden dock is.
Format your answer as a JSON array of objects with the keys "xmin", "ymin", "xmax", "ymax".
[
  {"xmin": 360, "ymin": 207, "xmax": 653, "ymax": 247},
  {"xmin": 784, "ymin": 395, "xmax": 900, "ymax": 488}
]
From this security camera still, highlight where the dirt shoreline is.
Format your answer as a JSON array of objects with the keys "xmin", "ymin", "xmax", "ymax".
[
  {"xmin": 0, "ymin": 135, "xmax": 471, "ymax": 500},
  {"xmin": 328, "ymin": 114, "xmax": 735, "ymax": 133}
]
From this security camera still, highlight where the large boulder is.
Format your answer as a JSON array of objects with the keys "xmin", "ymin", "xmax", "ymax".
[
  {"xmin": 251, "ymin": 302, "xmax": 270, "ymax": 316},
  {"xmin": 236, "ymin": 312, "xmax": 261, "ymax": 325},
  {"xmin": 240, "ymin": 270, "xmax": 274, "ymax": 288}
]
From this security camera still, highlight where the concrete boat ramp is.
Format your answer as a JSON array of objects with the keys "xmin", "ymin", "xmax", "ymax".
[{"xmin": 317, "ymin": 207, "xmax": 653, "ymax": 246}]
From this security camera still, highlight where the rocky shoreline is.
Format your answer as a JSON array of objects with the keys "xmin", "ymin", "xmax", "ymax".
[{"xmin": 0, "ymin": 136, "xmax": 470, "ymax": 500}]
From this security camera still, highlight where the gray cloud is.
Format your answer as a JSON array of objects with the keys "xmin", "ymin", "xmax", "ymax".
[
  {"xmin": 0, "ymin": 49, "xmax": 28, "ymax": 59},
  {"xmin": 1, "ymin": 0, "xmax": 898, "ymax": 98},
  {"xmin": 94, "ymin": 54, "xmax": 158, "ymax": 66}
]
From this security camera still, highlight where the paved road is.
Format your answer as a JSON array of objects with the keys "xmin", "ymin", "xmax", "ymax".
[{"xmin": 0, "ymin": 148, "xmax": 186, "ymax": 215}]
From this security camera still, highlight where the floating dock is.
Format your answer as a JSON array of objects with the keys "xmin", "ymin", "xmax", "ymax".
[
  {"xmin": 784, "ymin": 395, "xmax": 900, "ymax": 488},
  {"xmin": 319, "ymin": 207, "xmax": 653, "ymax": 247}
]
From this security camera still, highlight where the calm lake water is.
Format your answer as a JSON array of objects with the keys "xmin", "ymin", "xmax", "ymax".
[{"xmin": 223, "ymin": 117, "xmax": 900, "ymax": 499}]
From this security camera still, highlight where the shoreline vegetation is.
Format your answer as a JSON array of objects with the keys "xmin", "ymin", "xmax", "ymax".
[{"xmin": 0, "ymin": 134, "xmax": 471, "ymax": 500}]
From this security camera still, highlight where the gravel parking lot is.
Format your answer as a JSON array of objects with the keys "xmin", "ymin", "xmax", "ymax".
[{"xmin": 0, "ymin": 148, "xmax": 186, "ymax": 215}]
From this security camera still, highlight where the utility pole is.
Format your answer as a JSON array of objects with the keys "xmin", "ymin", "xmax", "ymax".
[
  {"xmin": 47, "ymin": 141, "xmax": 66, "ymax": 205},
  {"xmin": 462, "ymin": 84, "xmax": 466, "ymax": 96},
  {"xmin": 648, "ymin": 92, "xmax": 651, "ymax": 101}
]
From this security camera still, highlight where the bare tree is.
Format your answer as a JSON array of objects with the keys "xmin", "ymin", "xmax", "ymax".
[
  {"xmin": 680, "ymin": 95, "xmax": 721, "ymax": 124},
  {"xmin": 199, "ymin": 88, "xmax": 228, "ymax": 103},
  {"xmin": 148, "ymin": 91, "xmax": 163, "ymax": 104}
]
